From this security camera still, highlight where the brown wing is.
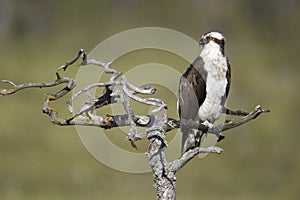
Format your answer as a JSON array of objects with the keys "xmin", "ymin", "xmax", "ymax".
[
  {"xmin": 178, "ymin": 56, "xmax": 207, "ymax": 154},
  {"xmin": 225, "ymin": 57, "xmax": 231, "ymax": 98},
  {"xmin": 178, "ymin": 56, "xmax": 207, "ymax": 121}
]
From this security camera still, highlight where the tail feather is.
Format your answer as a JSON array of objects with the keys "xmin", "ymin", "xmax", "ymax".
[{"xmin": 180, "ymin": 119, "xmax": 203, "ymax": 154}]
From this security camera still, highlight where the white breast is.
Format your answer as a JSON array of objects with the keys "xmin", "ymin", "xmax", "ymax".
[{"xmin": 198, "ymin": 42, "xmax": 228, "ymax": 122}]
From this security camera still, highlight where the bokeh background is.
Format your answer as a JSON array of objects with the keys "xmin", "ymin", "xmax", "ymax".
[{"xmin": 0, "ymin": 0, "xmax": 299, "ymax": 199}]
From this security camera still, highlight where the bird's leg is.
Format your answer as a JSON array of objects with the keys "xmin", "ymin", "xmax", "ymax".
[
  {"xmin": 202, "ymin": 120, "xmax": 213, "ymax": 129},
  {"xmin": 200, "ymin": 120, "xmax": 225, "ymax": 142},
  {"xmin": 197, "ymin": 121, "xmax": 211, "ymax": 145}
]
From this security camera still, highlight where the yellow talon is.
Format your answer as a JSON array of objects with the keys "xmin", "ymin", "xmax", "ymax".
[
  {"xmin": 105, "ymin": 116, "xmax": 112, "ymax": 121},
  {"xmin": 53, "ymin": 117, "xmax": 61, "ymax": 124}
]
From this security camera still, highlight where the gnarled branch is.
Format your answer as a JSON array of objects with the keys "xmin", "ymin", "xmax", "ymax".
[{"xmin": 0, "ymin": 49, "xmax": 270, "ymax": 200}]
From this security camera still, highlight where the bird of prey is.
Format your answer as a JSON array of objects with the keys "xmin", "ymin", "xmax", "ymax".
[{"xmin": 178, "ymin": 31, "xmax": 231, "ymax": 154}]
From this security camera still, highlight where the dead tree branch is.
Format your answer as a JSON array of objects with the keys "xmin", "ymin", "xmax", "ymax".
[{"xmin": 0, "ymin": 49, "xmax": 270, "ymax": 200}]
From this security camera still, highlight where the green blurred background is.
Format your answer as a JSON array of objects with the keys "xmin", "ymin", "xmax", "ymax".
[{"xmin": 0, "ymin": 0, "xmax": 299, "ymax": 199}]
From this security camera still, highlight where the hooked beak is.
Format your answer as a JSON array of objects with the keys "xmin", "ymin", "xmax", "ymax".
[{"xmin": 199, "ymin": 38, "xmax": 208, "ymax": 46}]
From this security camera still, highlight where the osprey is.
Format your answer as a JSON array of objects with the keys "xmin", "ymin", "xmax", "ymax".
[{"xmin": 178, "ymin": 31, "xmax": 231, "ymax": 154}]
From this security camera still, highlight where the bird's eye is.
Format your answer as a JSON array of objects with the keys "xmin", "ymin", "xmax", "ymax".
[{"xmin": 207, "ymin": 36, "xmax": 213, "ymax": 41}]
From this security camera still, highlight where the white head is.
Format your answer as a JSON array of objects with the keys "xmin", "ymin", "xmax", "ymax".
[
  {"xmin": 203, "ymin": 31, "xmax": 224, "ymax": 40},
  {"xmin": 199, "ymin": 31, "xmax": 226, "ymax": 54}
]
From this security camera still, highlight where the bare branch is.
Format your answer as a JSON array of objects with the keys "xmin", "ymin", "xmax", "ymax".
[
  {"xmin": 67, "ymin": 81, "xmax": 120, "ymax": 113},
  {"xmin": 0, "ymin": 74, "xmax": 75, "ymax": 97},
  {"xmin": 2, "ymin": 80, "xmax": 17, "ymax": 87},
  {"xmin": 121, "ymin": 76, "xmax": 167, "ymax": 112},
  {"xmin": 223, "ymin": 107, "xmax": 250, "ymax": 116},
  {"xmin": 169, "ymin": 146, "xmax": 223, "ymax": 172},
  {"xmin": 211, "ymin": 105, "xmax": 271, "ymax": 135},
  {"xmin": 57, "ymin": 48, "xmax": 86, "ymax": 71},
  {"xmin": 126, "ymin": 81, "xmax": 156, "ymax": 95},
  {"xmin": 83, "ymin": 60, "xmax": 121, "ymax": 82},
  {"xmin": 0, "ymin": 48, "xmax": 270, "ymax": 200},
  {"xmin": 119, "ymin": 80, "xmax": 139, "ymax": 146}
]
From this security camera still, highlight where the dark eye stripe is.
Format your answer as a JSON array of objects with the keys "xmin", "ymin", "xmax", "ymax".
[
  {"xmin": 206, "ymin": 36, "xmax": 223, "ymax": 44},
  {"xmin": 212, "ymin": 38, "xmax": 224, "ymax": 46}
]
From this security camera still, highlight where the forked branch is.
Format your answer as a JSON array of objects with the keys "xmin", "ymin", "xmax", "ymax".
[{"xmin": 0, "ymin": 49, "xmax": 270, "ymax": 200}]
